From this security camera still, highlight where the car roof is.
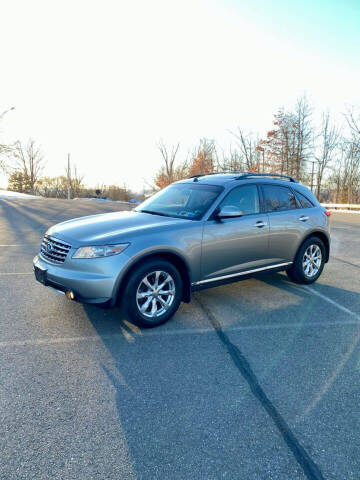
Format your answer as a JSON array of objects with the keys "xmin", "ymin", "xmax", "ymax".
[
  {"xmin": 177, "ymin": 173, "xmax": 298, "ymax": 187},
  {"xmin": 176, "ymin": 173, "xmax": 319, "ymax": 205}
]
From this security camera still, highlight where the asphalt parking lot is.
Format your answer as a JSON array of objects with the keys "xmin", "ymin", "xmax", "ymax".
[{"xmin": 1, "ymin": 198, "xmax": 360, "ymax": 480}]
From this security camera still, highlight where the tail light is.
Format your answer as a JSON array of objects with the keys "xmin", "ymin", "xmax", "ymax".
[{"xmin": 324, "ymin": 210, "xmax": 331, "ymax": 217}]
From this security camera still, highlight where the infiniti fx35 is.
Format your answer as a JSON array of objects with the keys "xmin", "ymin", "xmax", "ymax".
[{"xmin": 33, "ymin": 173, "xmax": 331, "ymax": 327}]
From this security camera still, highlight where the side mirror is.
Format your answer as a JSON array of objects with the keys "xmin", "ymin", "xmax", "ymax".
[{"xmin": 216, "ymin": 205, "xmax": 244, "ymax": 219}]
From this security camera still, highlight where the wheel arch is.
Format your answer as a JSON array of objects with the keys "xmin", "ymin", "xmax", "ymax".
[
  {"xmin": 112, "ymin": 250, "xmax": 192, "ymax": 307},
  {"xmin": 296, "ymin": 230, "xmax": 330, "ymax": 263}
]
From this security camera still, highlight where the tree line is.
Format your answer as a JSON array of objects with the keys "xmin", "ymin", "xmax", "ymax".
[
  {"xmin": 2, "ymin": 95, "xmax": 360, "ymax": 203},
  {"xmin": 0, "ymin": 137, "xmax": 132, "ymax": 201},
  {"xmin": 154, "ymin": 95, "xmax": 360, "ymax": 203}
]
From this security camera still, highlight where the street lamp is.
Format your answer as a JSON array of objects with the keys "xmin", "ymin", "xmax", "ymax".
[{"xmin": 0, "ymin": 107, "xmax": 15, "ymax": 120}]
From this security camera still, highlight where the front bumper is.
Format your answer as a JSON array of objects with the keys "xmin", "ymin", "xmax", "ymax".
[{"xmin": 33, "ymin": 254, "xmax": 124, "ymax": 305}]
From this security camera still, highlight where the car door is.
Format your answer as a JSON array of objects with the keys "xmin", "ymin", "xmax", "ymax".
[
  {"xmin": 200, "ymin": 184, "xmax": 270, "ymax": 282},
  {"xmin": 260, "ymin": 183, "xmax": 307, "ymax": 263}
]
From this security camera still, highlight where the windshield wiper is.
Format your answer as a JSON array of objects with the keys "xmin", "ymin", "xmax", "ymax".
[{"xmin": 138, "ymin": 209, "xmax": 170, "ymax": 217}]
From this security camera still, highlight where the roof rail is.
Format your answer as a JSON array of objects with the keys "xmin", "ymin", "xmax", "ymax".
[
  {"xmin": 189, "ymin": 173, "xmax": 208, "ymax": 179},
  {"xmin": 189, "ymin": 171, "xmax": 246, "ymax": 179},
  {"xmin": 235, "ymin": 172, "xmax": 297, "ymax": 183}
]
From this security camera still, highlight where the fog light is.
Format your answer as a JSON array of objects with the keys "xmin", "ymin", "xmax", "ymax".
[{"xmin": 66, "ymin": 290, "xmax": 75, "ymax": 300}]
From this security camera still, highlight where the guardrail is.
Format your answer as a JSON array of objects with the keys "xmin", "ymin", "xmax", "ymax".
[{"xmin": 321, "ymin": 203, "xmax": 360, "ymax": 213}]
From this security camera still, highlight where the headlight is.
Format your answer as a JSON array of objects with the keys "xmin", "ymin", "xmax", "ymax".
[{"xmin": 72, "ymin": 243, "xmax": 129, "ymax": 259}]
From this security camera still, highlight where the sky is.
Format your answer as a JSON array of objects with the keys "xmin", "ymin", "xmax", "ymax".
[{"xmin": 1, "ymin": 0, "xmax": 359, "ymax": 191}]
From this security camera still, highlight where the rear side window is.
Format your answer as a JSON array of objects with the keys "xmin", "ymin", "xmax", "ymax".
[
  {"xmin": 220, "ymin": 185, "xmax": 260, "ymax": 215},
  {"xmin": 262, "ymin": 185, "xmax": 297, "ymax": 212},
  {"xmin": 296, "ymin": 191, "xmax": 314, "ymax": 208}
]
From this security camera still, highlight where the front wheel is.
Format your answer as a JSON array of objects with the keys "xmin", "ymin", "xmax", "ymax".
[
  {"xmin": 286, "ymin": 236, "xmax": 325, "ymax": 284},
  {"xmin": 124, "ymin": 258, "xmax": 183, "ymax": 328}
]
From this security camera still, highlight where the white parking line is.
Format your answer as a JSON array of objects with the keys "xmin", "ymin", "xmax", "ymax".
[
  {"xmin": 0, "ymin": 272, "xmax": 33, "ymax": 275},
  {"xmin": 0, "ymin": 317, "xmax": 359, "ymax": 349},
  {"xmin": 1, "ymin": 275, "xmax": 359, "ymax": 348},
  {"xmin": 0, "ymin": 329, "xmax": 212, "ymax": 348},
  {"xmin": 302, "ymin": 285, "xmax": 360, "ymax": 320},
  {"xmin": 0, "ymin": 244, "xmax": 22, "ymax": 247}
]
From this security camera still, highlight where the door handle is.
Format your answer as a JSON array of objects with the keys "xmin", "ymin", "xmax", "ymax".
[
  {"xmin": 254, "ymin": 221, "xmax": 267, "ymax": 228},
  {"xmin": 299, "ymin": 215, "xmax": 309, "ymax": 222}
]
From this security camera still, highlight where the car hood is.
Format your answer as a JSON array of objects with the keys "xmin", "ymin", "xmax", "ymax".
[{"xmin": 46, "ymin": 210, "xmax": 190, "ymax": 246}]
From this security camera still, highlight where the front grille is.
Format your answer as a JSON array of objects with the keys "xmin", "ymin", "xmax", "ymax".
[{"xmin": 40, "ymin": 235, "xmax": 71, "ymax": 264}]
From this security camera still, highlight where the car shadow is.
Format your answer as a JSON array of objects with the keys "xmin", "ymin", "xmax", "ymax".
[
  {"xmin": 0, "ymin": 199, "xmax": 51, "ymax": 246},
  {"xmin": 81, "ymin": 272, "xmax": 360, "ymax": 478}
]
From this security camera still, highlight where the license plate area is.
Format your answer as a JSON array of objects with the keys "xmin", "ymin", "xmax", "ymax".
[{"xmin": 34, "ymin": 266, "xmax": 48, "ymax": 285}]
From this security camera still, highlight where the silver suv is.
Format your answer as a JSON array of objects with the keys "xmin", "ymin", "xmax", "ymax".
[{"xmin": 33, "ymin": 173, "xmax": 331, "ymax": 327}]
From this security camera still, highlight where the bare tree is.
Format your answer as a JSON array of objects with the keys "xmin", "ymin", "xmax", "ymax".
[
  {"xmin": 315, "ymin": 112, "xmax": 340, "ymax": 198},
  {"xmin": 231, "ymin": 128, "xmax": 259, "ymax": 171},
  {"xmin": 294, "ymin": 94, "xmax": 313, "ymax": 180},
  {"xmin": 36, "ymin": 176, "xmax": 67, "ymax": 198},
  {"xmin": 158, "ymin": 140, "xmax": 180, "ymax": 179},
  {"xmin": 36, "ymin": 172, "xmax": 84, "ymax": 199},
  {"xmin": 154, "ymin": 140, "xmax": 188, "ymax": 188},
  {"xmin": 259, "ymin": 96, "xmax": 313, "ymax": 181},
  {"xmin": 0, "ymin": 107, "xmax": 15, "ymax": 172},
  {"xmin": 188, "ymin": 138, "xmax": 216, "ymax": 176},
  {"xmin": 344, "ymin": 137, "xmax": 360, "ymax": 203},
  {"xmin": 0, "ymin": 144, "xmax": 13, "ymax": 173},
  {"xmin": 328, "ymin": 135, "xmax": 360, "ymax": 203},
  {"xmin": 344, "ymin": 106, "xmax": 360, "ymax": 138},
  {"xmin": 0, "ymin": 143, "xmax": 14, "ymax": 175},
  {"xmin": 0, "ymin": 150, "xmax": 8, "ymax": 173},
  {"xmin": 331, "ymin": 107, "xmax": 360, "ymax": 203},
  {"xmin": 8, "ymin": 139, "xmax": 45, "ymax": 194},
  {"xmin": 216, "ymin": 146, "xmax": 244, "ymax": 173}
]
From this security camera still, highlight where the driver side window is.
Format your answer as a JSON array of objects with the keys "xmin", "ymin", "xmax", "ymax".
[{"xmin": 220, "ymin": 185, "xmax": 260, "ymax": 215}]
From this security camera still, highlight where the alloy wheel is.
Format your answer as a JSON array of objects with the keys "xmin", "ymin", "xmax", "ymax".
[
  {"xmin": 302, "ymin": 244, "xmax": 322, "ymax": 278},
  {"xmin": 136, "ymin": 270, "xmax": 175, "ymax": 318}
]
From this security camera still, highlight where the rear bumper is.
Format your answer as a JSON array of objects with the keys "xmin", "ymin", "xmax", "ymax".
[{"xmin": 33, "ymin": 254, "xmax": 118, "ymax": 305}]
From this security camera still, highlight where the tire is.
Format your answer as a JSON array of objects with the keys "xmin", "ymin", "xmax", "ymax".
[
  {"xmin": 286, "ymin": 236, "xmax": 325, "ymax": 284},
  {"xmin": 124, "ymin": 257, "xmax": 183, "ymax": 328}
]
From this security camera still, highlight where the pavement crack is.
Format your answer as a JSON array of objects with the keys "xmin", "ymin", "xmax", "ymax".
[
  {"xmin": 194, "ymin": 294, "xmax": 326, "ymax": 480},
  {"xmin": 331, "ymin": 256, "xmax": 360, "ymax": 270}
]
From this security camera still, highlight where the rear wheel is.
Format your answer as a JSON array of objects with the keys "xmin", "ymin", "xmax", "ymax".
[
  {"xmin": 286, "ymin": 236, "xmax": 325, "ymax": 284},
  {"xmin": 124, "ymin": 258, "xmax": 183, "ymax": 327}
]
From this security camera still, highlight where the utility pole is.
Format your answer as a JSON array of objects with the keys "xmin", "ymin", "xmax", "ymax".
[
  {"xmin": 310, "ymin": 160, "xmax": 315, "ymax": 193},
  {"xmin": 67, "ymin": 153, "xmax": 71, "ymax": 200}
]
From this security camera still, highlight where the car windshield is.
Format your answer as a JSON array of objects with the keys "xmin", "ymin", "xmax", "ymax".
[{"xmin": 135, "ymin": 183, "xmax": 223, "ymax": 220}]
